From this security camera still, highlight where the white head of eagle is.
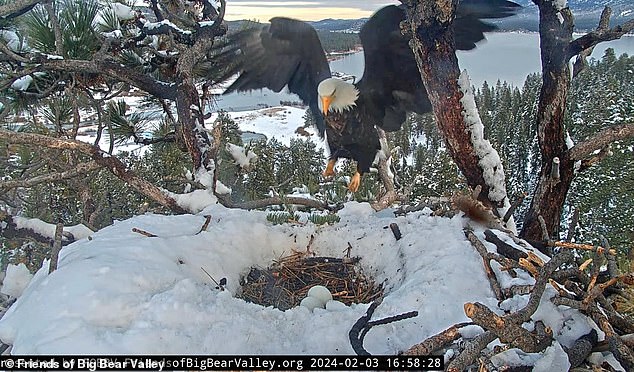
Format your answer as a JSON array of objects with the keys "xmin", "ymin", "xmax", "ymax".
[{"xmin": 317, "ymin": 78, "xmax": 359, "ymax": 116}]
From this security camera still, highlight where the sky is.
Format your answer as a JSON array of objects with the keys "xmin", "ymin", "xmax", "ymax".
[{"xmin": 223, "ymin": 0, "xmax": 399, "ymax": 22}]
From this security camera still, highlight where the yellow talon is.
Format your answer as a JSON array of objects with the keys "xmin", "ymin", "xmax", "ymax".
[
  {"xmin": 323, "ymin": 158, "xmax": 337, "ymax": 178},
  {"xmin": 348, "ymin": 172, "xmax": 361, "ymax": 192}
]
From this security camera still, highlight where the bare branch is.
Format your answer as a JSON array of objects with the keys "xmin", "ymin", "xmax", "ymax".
[
  {"xmin": 49, "ymin": 222, "xmax": 63, "ymax": 273},
  {"xmin": 0, "ymin": 161, "xmax": 102, "ymax": 190},
  {"xmin": 568, "ymin": 17, "xmax": 634, "ymax": 59},
  {"xmin": 32, "ymin": 58, "xmax": 177, "ymax": 100},
  {"xmin": 569, "ymin": 123, "xmax": 634, "ymax": 161},
  {"xmin": 572, "ymin": 7, "xmax": 612, "ymax": 77},
  {"xmin": 43, "ymin": 1, "xmax": 64, "ymax": 56},
  {"xmin": 0, "ymin": 210, "xmax": 77, "ymax": 246}
]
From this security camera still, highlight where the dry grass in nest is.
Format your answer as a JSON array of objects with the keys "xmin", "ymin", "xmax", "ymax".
[{"xmin": 239, "ymin": 252, "xmax": 383, "ymax": 311}]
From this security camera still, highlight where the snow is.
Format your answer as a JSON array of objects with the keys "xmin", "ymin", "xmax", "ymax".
[
  {"xmin": 144, "ymin": 20, "xmax": 192, "ymax": 35},
  {"xmin": 0, "ymin": 264, "xmax": 32, "ymax": 298},
  {"xmin": 0, "ymin": 203, "xmax": 604, "ymax": 366},
  {"xmin": 0, "ymin": 30, "xmax": 21, "ymax": 51},
  {"xmin": 457, "ymin": 70, "xmax": 515, "ymax": 231},
  {"xmin": 102, "ymin": 30, "xmax": 123, "ymax": 39},
  {"xmin": 165, "ymin": 189, "xmax": 217, "ymax": 213},
  {"xmin": 533, "ymin": 341, "xmax": 570, "ymax": 372},
  {"xmin": 553, "ymin": 0, "xmax": 567, "ymax": 11},
  {"xmin": 226, "ymin": 143, "xmax": 257, "ymax": 168},
  {"xmin": 211, "ymin": 107, "xmax": 325, "ymax": 151},
  {"xmin": 13, "ymin": 217, "xmax": 93, "ymax": 241},
  {"xmin": 11, "ymin": 75, "xmax": 33, "ymax": 91},
  {"xmin": 111, "ymin": 3, "xmax": 137, "ymax": 21},
  {"xmin": 589, "ymin": 351, "xmax": 626, "ymax": 371}
]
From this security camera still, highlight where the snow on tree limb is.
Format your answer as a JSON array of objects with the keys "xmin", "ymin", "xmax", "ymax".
[
  {"xmin": 457, "ymin": 71, "xmax": 514, "ymax": 229},
  {"xmin": 226, "ymin": 143, "xmax": 257, "ymax": 169}
]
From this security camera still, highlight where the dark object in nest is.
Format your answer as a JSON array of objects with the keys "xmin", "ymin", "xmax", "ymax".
[{"xmin": 239, "ymin": 253, "xmax": 383, "ymax": 311}]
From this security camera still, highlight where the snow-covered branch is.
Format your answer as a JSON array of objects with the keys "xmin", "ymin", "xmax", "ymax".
[{"xmin": 0, "ymin": 210, "xmax": 92, "ymax": 246}]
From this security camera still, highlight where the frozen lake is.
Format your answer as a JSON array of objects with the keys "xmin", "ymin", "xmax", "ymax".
[{"xmin": 212, "ymin": 32, "xmax": 634, "ymax": 112}]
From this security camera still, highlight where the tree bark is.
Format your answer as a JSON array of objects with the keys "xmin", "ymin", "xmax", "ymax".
[
  {"xmin": 401, "ymin": 0, "xmax": 508, "ymax": 215},
  {"xmin": 521, "ymin": 4, "xmax": 634, "ymax": 242},
  {"xmin": 520, "ymin": 3, "xmax": 576, "ymax": 242}
]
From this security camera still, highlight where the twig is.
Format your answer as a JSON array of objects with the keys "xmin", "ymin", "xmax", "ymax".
[
  {"xmin": 550, "ymin": 240, "xmax": 617, "ymax": 256},
  {"xmin": 590, "ymin": 305, "xmax": 634, "ymax": 370},
  {"xmin": 196, "ymin": 215, "xmax": 212, "ymax": 234},
  {"xmin": 464, "ymin": 302, "xmax": 550, "ymax": 353},
  {"xmin": 601, "ymin": 235, "xmax": 619, "ymax": 278},
  {"xmin": 565, "ymin": 329, "xmax": 598, "ymax": 368},
  {"xmin": 465, "ymin": 230, "xmax": 504, "ymax": 301},
  {"xmin": 49, "ymin": 223, "xmax": 63, "ymax": 274},
  {"xmin": 502, "ymin": 192, "xmax": 526, "ymax": 223},
  {"xmin": 393, "ymin": 196, "xmax": 451, "ymax": 217},
  {"xmin": 403, "ymin": 322, "xmax": 473, "ymax": 355},
  {"xmin": 201, "ymin": 267, "xmax": 224, "ymax": 291},
  {"xmin": 217, "ymin": 194, "xmax": 342, "ymax": 212},
  {"xmin": 484, "ymin": 229, "xmax": 527, "ymax": 261},
  {"xmin": 446, "ymin": 331, "xmax": 497, "ymax": 372},
  {"xmin": 389, "ymin": 223, "xmax": 402, "ymax": 241},
  {"xmin": 132, "ymin": 227, "xmax": 157, "ymax": 237}
]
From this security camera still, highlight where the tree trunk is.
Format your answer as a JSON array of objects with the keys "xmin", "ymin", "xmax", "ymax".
[
  {"xmin": 520, "ymin": 3, "xmax": 576, "ymax": 242},
  {"xmin": 401, "ymin": 0, "xmax": 508, "ymax": 214}
]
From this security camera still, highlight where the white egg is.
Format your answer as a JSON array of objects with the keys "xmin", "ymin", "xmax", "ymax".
[
  {"xmin": 307, "ymin": 285, "xmax": 333, "ymax": 305},
  {"xmin": 300, "ymin": 296, "xmax": 323, "ymax": 311},
  {"xmin": 325, "ymin": 300, "xmax": 348, "ymax": 311}
]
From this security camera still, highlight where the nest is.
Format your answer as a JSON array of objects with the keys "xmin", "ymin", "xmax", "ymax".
[{"xmin": 239, "ymin": 252, "xmax": 383, "ymax": 311}]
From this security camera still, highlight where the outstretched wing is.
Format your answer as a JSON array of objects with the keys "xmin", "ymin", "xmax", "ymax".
[
  {"xmin": 357, "ymin": 0, "xmax": 520, "ymax": 132},
  {"xmin": 213, "ymin": 18, "xmax": 331, "ymax": 133},
  {"xmin": 454, "ymin": 0, "xmax": 522, "ymax": 50}
]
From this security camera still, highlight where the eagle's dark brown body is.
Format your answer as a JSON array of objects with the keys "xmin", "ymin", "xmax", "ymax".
[
  {"xmin": 325, "ymin": 108, "xmax": 380, "ymax": 175},
  {"xmin": 213, "ymin": 0, "xmax": 521, "ymax": 191}
]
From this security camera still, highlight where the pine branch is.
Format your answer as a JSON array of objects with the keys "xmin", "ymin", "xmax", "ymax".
[
  {"xmin": 0, "ymin": 129, "xmax": 188, "ymax": 214},
  {"xmin": 0, "ymin": 161, "xmax": 102, "ymax": 190}
]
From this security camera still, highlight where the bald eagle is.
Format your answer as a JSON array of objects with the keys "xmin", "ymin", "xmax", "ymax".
[{"xmin": 214, "ymin": 0, "xmax": 520, "ymax": 192}]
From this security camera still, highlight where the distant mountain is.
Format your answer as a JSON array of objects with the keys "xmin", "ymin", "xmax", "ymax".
[
  {"xmin": 227, "ymin": 1, "xmax": 633, "ymax": 33},
  {"xmin": 308, "ymin": 18, "xmax": 367, "ymax": 33},
  {"xmin": 306, "ymin": 1, "xmax": 634, "ymax": 33},
  {"xmin": 490, "ymin": 0, "xmax": 634, "ymax": 31}
]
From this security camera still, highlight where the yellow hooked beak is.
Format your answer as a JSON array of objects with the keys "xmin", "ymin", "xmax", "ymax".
[{"xmin": 321, "ymin": 95, "xmax": 333, "ymax": 116}]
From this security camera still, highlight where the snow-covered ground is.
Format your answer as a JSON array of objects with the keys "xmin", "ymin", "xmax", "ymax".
[
  {"xmin": 75, "ymin": 104, "xmax": 327, "ymax": 158},
  {"xmin": 0, "ymin": 203, "xmax": 623, "ymax": 370}
]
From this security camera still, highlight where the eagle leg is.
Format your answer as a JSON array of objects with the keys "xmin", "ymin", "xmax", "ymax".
[
  {"xmin": 348, "ymin": 171, "xmax": 362, "ymax": 193},
  {"xmin": 323, "ymin": 158, "xmax": 337, "ymax": 178}
]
